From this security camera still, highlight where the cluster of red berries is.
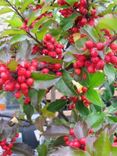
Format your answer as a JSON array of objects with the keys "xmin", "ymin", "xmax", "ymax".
[
  {"xmin": 0, "ymin": 133, "xmax": 19, "ymax": 156},
  {"xmin": 58, "ymin": 0, "xmax": 97, "ymax": 44},
  {"xmin": 67, "ymin": 96, "xmax": 78, "ymax": 110},
  {"xmin": 0, "ymin": 60, "xmax": 37, "ymax": 104},
  {"xmin": 74, "ymin": 39, "xmax": 117, "ymax": 74},
  {"xmin": 32, "ymin": 34, "xmax": 63, "ymax": 76},
  {"xmin": 64, "ymin": 128, "xmax": 86, "ymax": 150},
  {"xmin": 62, "ymin": 86, "xmax": 90, "ymax": 110},
  {"xmin": 105, "ymin": 45, "xmax": 117, "ymax": 68}
]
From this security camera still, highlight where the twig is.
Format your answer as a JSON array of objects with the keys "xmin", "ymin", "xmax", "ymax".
[
  {"xmin": 0, "ymin": 113, "xmax": 30, "ymax": 123},
  {"xmin": 5, "ymin": 0, "xmax": 43, "ymax": 48}
]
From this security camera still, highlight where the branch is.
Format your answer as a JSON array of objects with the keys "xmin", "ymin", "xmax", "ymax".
[
  {"xmin": 0, "ymin": 113, "xmax": 31, "ymax": 124},
  {"xmin": 6, "ymin": 0, "xmax": 25, "ymax": 21},
  {"xmin": 5, "ymin": 0, "xmax": 43, "ymax": 48}
]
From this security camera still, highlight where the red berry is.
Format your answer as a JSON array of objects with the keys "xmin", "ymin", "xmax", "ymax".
[
  {"xmin": 21, "ymin": 83, "xmax": 28, "ymax": 90},
  {"xmin": 69, "ymin": 128, "xmax": 74, "ymax": 136},
  {"xmin": 64, "ymin": 136, "xmax": 69, "ymax": 142},
  {"xmin": 74, "ymin": 69, "xmax": 81, "ymax": 75},
  {"xmin": 82, "ymin": 87, "xmax": 88, "ymax": 93},
  {"xmin": 44, "ymin": 34, "xmax": 52, "ymax": 41},
  {"xmin": 73, "ymin": 141, "xmax": 80, "ymax": 148},
  {"xmin": 24, "ymin": 97, "xmax": 30, "ymax": 104},
  {"xmin": 96, "ymin": 42, "xmax": 104, "ymax": 50},
  {"xmin": 41, "ymin": 68, "xmax": 49, "ymax": 74},
  {"xmin": 85, "ymin": 41, "xmax": 94, "ymax": 49},
  {"xmin": 15, "ymin": 91, "xmax": 21, "ymax": 99},
  {"xmin": 54, "ymin": 63, "xmax": 61, "ymax": 71},
  {"xmin": 26, "ymin": 78, "xmax": 34, "ymax": 86},
  {"xmin": 79, "ymin": 138, "xmax": 86, "ymax": 145},
  {"xmin": 56, "ymin": 72, "xmax": 62, "ymax": 76}
]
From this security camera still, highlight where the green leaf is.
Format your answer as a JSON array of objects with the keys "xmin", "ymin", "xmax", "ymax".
[
  {"xmin": 47, "ymin": 99, "xmax": 67, "ymax": 112},
  {"xmin": 73, "ymin": 149, "xmax": 90, "ymax": 156},
  {"xmin": 1, "ymin": 29, "xmax": 26, "ymax": 36},
  {"xmin": 86, "ymin": 72, "xmax": 105, "ymax": 88},
  {"xmin": 56, "ymin": 70, "xmax": 77, "ymax": 96},
  {"xmin": 86, "ymin": 112, "xmax": 105, "ymax": 130},
  {"xmin": 104, "ymin": 64, "xmax": 115, "ymax": 84},
  {"xmin": 75, "ymin": 37, "xmax": 87, "ymax": 49},
  {"xmin": 7, "ymin": 15, "xmax": 23, "ymax": 27},
  {"xmin": 11, "ymin": 34, "xmax": 28, "ymax": 44},
  {"xmin": 76, "ymin": 101, "xmax": 89, "ymax": 116},
  {"xmin": 23, "ymin": 104, "xmax": 34, "ymax": 120},
  {"xmin": 0, "ymin": 7, "xmax": 13, "ymax": 15},
  {"xmin": 20, "ymin": 0, "xmax": 34, "ymax": 12},
  {"xmin": 29, "ymin": 89, "xmax": 46, "ymax": 111},
  {"xmin": 37, "ymin": 144, "xmax": 48, "ymax": 156},
  {"xmin": 86, "ymin": 88, "xmax": 104, "ymax": 107},
  {"xmin": 66, "ymin": 0, "xmax": 77, "ymax": 5},
  {"xmin": 37, "ymin": 56, "xmax": 62, "ymax": 64},
  {"xmin": 83, "ymin": 26, "xmax": 99, "ymax": 42},
  {"xmin": 37, "ymin": 89, "xmax": 46, "ymax": 105},
  {"xmin": 0, "ymin": 1, "xmax": 8, "ymax": 6},
  {"xmin": 102, "ymin": 83, "xmax": 114, "ymax": 102},
  {"xmin": 97, "ymin": 16, "xmax": 117, "ymax": 32},
  {"xmin": 94, "ymin": 132, "xmax": 111, "ymax": 156},
  {"xmin": 31, "ymin": 72, "xmax": 57, "ymax": 80},
  {"xmin": 7, "ymin": 60, "xmax": 18, "ymax": 71},
  {"xmin": 111, "ymin": 147, "xmax": 117, "ymax": 156},
  {"xmin": 62, "ymin": 14, "xmax": 78, "ymax": 31},
  {"xmin": 62, "ymin": 70, "xmax": 77, "ymax": 95},
  {"xmin": 108, "ymin": 116, "xmax": 117, "ymax": 123},
  {"xmin": 33, "ymin": 78, "xmax": 60, "ymax": 90},
  {"xmin": 56, "ymin": 78, "xmax": 75, "ymax": 96}
]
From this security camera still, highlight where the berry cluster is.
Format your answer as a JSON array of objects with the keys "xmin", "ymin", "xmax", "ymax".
[
  {"xmin": 73, "ymin": 41, "xmax": 106, "ymax": 74},
  {"xmin": 67, "ymin": 96, "xmax": 78, "ymax": 110},
  {"xmin": 62, "ymin": 86, "xmax": 90, "ymax": 110},
  {"xmin": 64, "ymin": 128, "xmax": 86, "ymax": 150},
  {"xmin": 32, "ymin": 34, "xmax": 63, "ymax": 76},
  {"xmin": 74, "ymin": 38, "xmax": 117, "ymax": 74},
  {"xmin": 0, "ymin": 134, "xmax": 19, "ymax": 156},
  {"xmin": 0, "ymin": 60, "xmax": 37, "ymax": 105},
  {"xmin": 58, "ymin": 0, "xmax": 98, "ymax": 44}
]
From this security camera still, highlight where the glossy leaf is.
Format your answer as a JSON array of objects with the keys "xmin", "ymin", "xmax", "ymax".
[
  {"xmin": 86, "ymin": 88, "xmax": 105, "ymax": 107},
  {"xmin": 97, "ymin": 16, "xmax": 117, "ymax": 32},
  {"xmin": 31, "ymin": 72, "xmax": 57, "ymax": 80},
  {"xmin": 37, "ymin": 56, "xmax": 62, "ymax": 64},
  {"xmin": 56, "ymin": 70, "xmax": 77, "ymax": 96},
  {"xmin": 104, "ymin": 64, "xmax": 115, "ymax": 84},
  {"xmin": 47, "ymin": 99, "xmax": 67, "ymax": 112},
  {"xmin": 86, "ymin": 112, "xmax": 105, "ymax": 130},
  {"xmin": 76, "ymin": 101, "xmax": 89, "ymax": 116},
  {"xmin": 86, "ymin": 72, "xmax": 105, "ymax": 88},
  {"xmin": 33, "ymin": 78, "xmax": 60, "ymax": 90},
  {"xmin": 11, "ymin": 34, "xmax": 28, "ymax": 44},
  {"xmin": 23, "ymin": 104, "xmax": 34, "ymax": 121},
  {"xmin": 7, "ymin": 59, "xmax": 18, "ymax": 71},
  {"xmin": 94, "ymin": 132, "xmax": 111, "ymax": 156},
  {"xmin": 66, "ymin": 0, "xmax": 77, "ymax": 5},
  {"xmin": 37, "ymin": 144, "xmax": 48, "ymax": 156}
]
